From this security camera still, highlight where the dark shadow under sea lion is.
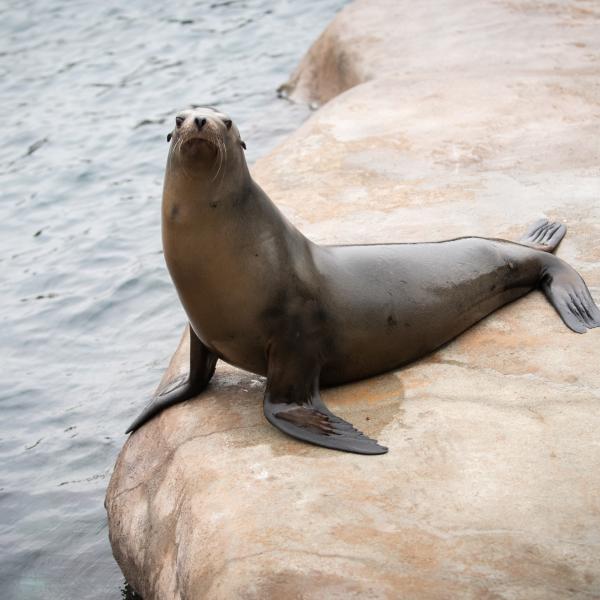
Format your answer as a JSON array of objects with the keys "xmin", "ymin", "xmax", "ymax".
[{"xmin": 127, "ymin": 107, "xmax": 600, "ymax": 455}]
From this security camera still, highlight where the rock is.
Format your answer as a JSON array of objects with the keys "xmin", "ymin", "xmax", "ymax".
[
  {"xmin": 106, "ymin": 1, "xmax": 600, "ymax": 598},
  {"xmin": 283, "ymin": 0, "xmax": 600, "ymax": 106}
]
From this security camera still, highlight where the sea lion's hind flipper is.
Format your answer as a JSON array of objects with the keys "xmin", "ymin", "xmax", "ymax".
[
  {"xmin": 125, "ymin": 325, "xmax": 217, "ymax": 434},
  {"xmin": 541, "ymin": 258, "xmax": 600, "ymax": 334},
  {"xmin": 520, "ymin": 218, "xmax": 566, "ymax": 253},
  {"xmin": 264, "ymin": 389, "xmax": 388, "ymax": 455}
]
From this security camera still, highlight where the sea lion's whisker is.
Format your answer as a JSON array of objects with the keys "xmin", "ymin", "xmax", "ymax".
[{"xmin": 211, "ymin": 136, "xmax": 224, "ymax": 183}]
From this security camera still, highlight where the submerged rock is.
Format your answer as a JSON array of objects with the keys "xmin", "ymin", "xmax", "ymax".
[{"xmin": 107, "ymin": 1, "xmax": 600, "ymax": 598}]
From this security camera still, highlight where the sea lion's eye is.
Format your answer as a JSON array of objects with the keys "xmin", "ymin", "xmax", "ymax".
[
  {"xmin": 224, "ymin": 119, "xmax": 232, "ymax": 130},
  {"xmin": 175, "ymin": 116, "xmax": 185, "ymax": 128}
]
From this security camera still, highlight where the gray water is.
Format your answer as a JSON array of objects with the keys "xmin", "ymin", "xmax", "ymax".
[{"xmin": 0, "ymin": 1, "xmax": 347, "ymax": 597}]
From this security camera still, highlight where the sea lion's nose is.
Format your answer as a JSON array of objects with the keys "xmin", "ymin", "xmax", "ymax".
[{"xmin": 195, "ymin": 117, "xmax": 207, "ymax": 131}]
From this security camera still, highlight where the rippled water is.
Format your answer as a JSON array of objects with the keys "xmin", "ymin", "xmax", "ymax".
[{"xmin": 0, "ymin": 1, "xmax": 347, "ymax": 597}]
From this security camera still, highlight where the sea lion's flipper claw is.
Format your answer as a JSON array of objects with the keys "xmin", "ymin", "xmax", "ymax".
[
  {"xmin": 520, "ymin": 218, "xmax": 566, "ymax": 253},
  {"xmin": 126, "ymin": 325, "xmax": 217, "ymax": 434}
]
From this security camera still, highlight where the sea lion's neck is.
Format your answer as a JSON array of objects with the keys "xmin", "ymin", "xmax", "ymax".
[
  {"xmin": 161, "ymin": 156, "xmax": 313, "ymax": 332},
  {"xmin": 162, "ymin": 156, "xmax": 309, "ymax": 268},
  {"xmin": 162, "ymin": 153, "xmax": 252, "ymax": 214}
]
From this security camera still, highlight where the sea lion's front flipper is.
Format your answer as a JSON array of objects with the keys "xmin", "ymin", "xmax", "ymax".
[
  {"xmin": 125, "ymin": 325, "xmax": 217, "ymax": 433},
  {"xmin": 263, "ymin": 345, "xmax": 387, "ymax": 455}
]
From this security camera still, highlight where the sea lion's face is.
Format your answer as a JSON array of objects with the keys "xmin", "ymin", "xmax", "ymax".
[{"xmin": 166, "ymin": 107, "xmax": 246, "ymax": 176}]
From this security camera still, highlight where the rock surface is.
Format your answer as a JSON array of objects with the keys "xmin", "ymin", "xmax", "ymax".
[{"xmin": 106, "ymin": 1, "xmax": 600, "ymax": 598}]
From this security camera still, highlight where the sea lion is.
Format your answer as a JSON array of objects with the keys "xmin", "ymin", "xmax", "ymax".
[{"xmin": 126, "ymin": 107, "xmax": 600, "ymax": 454}]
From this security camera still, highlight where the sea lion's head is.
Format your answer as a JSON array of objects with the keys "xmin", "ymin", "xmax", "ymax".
[{"xmin": 166, "ymin": 107, "xmax": 247, "ymax": 179}]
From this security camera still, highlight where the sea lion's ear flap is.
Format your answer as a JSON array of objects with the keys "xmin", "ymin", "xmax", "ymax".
[
  {"xmin": 167, "ymin": 132, "xmax": 172, "ymax": 143},
  {"xmin": 240, "ymin": 140, "xmax": 246, "ymax": 150}
]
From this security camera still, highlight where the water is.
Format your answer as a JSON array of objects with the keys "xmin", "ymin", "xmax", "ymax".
[{"xmin": 0, "ymin": 1, "xmax": 347, "ymax": 597}]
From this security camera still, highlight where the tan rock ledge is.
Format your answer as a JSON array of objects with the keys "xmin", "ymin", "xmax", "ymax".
[{"xmin": 106, "ymin": 1, "xmax": 600, "ymax": 598}]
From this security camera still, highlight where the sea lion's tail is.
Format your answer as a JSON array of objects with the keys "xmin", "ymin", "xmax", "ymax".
[{"xmin": 540, "ymin": 255, "xmax": 600, "ymax": 333}]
